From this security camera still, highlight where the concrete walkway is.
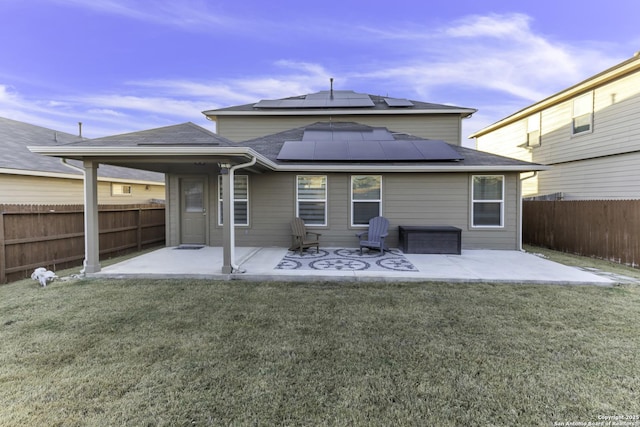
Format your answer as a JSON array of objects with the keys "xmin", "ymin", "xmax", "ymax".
[{"xmin": 91, "ymin": 246, "xmax": 616, "ymax": 286}]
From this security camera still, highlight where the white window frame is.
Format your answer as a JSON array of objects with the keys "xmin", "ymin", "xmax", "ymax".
[
  {"xmin": 111, "ymin": 183, "xmax": 132, "ymax": 197},
  {"xmin": 471, "ymin": 175, "xmax": 504, "ymax": 228},
  {"xmin": 351, "ymin": 175, "xmax": 382, "ymax": 227},
  {"xmin": 296, "ymin": 175, "xmax": 327, "ymax": 226},
  {"xmin": 217, "ymin": 175, "xmax": 249, "ymax": 226},
  {"xmin": 571, "ymin": 92, "xmax": 593, "ymax": 136},
  {"xmin": 526, "ymin": 113, "xmax": 541, "ymax": 147}
]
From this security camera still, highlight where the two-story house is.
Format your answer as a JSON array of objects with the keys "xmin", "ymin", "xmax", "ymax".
[
  {"xmin": 470, "ymin": 52, "xmax": 640, "ymax": 200},
  {"xmin": 30, "ymin": 89, "xmax": 546, "ymax": 274}
]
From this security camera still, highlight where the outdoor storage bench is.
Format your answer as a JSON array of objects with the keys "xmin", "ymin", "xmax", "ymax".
[{"xmin": 398, "ymin": 225, "xmax": 461, "ymax": 254}]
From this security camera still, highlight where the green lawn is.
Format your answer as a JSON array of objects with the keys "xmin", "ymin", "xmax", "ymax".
[{"xmin": 1, "ymin": 258, "xmax": 639, "ymax": 426}]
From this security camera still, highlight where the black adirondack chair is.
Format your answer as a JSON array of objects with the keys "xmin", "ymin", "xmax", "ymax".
[{"xmin": 356, "ymin": 216, "xmax": 389, "ymax": 255}]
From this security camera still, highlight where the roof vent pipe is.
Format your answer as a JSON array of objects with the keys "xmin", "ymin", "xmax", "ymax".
[
  {"xmin": 78, "ymin": 122, "xmax": 83, "ymax": 138},
  {"xmin": 330, "ymin": 77, "xmax": 334, "ymax": 99}
]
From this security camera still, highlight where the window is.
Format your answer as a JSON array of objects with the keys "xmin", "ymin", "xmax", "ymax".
[
  {"xmin": 297, "ymin": 175, "xmax": 327, "ymax": 225},
  {"xmin": 527, "ymin": 113, "xmax": 541, "ymax": 147},
  {"xmin": 218, "ymin": 175, "xmax": 249, "ymax": 226},
  {"xmin": 351, "ymin": 175, "xmax": 382, "ymax": 226},
  {"xmin": 572, "ymin": 92, "xmax": 593, "ymax": 135},
  {"xmin": 471, "ymin": 175, "xmax": 504, "ymax": 227},
  {"xmin": 112, "ymin": 183, "xmax": 132, "ymax": 196}
]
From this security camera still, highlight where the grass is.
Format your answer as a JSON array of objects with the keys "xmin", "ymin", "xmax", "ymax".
[
  {"xmin": 2, "ymin": 268, "xmax": 640, "ymax": 427},
  {"xmin": 524, "ymin": 244, "xmax": 640, "ymax": 281}
]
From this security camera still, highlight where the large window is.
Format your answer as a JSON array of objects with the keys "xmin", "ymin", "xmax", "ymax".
[
  {"xmin": 572, "ymin": 92, "xmax": 593, "ymax": 135},
  {"xmin": 527, "ymin": 113, "xmax": 541, "ymax": 147},
  {"xmin": 218, "ymin": 175, "xmax": 249, "ymax": 226},
  {"xmin": 297, "ymin": 175, "xmax": 327, "ymax": 225},
  {"xmin": 351, "ymin": 175, "xmax": 382, "ymax": 226},
  {"xmin": 472, "ymin": 175, "xmax": 504, "ymax": 227}
]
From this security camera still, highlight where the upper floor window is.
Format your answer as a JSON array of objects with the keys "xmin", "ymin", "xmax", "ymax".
[
  {"xmin": 297, "ymin": 175, "xmax": 327, "ymax": 226},
  {"xmin": 572, "ymin": 92, "xmax": 593, "ymax": 136},
  {"xmin": 351, "ymin": 175, "xmax": 382, "ymax": 226},
  {"xmin": 527, "ymin": 113, "xmax": 541, "ymax": 147},
  {"xmin": 471, "ymin": 175, "xmax": 504, "ymax": 228},
  {"xmin": 218, "ymin": 175, "xmax": 249, "ymax": 226}
]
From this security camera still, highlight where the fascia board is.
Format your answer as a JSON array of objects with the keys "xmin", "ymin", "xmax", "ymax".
[
  {"xmin": 28, "ymin": 146, "xmax": 276, "ymax": 170},
  {"xmin": 28, "ymin": 146, "xmax": 548, "ymax": 173},
  {"xmin": 270, "ymin": 164, "xmax": 550, "ymax": 173},
  {"xmin": 204, "ymin": 108, "xmax": 477, "ymax": 119}
]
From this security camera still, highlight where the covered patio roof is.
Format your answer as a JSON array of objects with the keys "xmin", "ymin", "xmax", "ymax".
[{"xmin": 30, "ymin": 121, "xmax": 548, "ymax": 174}]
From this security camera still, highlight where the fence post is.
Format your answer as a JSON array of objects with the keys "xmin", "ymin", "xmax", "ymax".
[
  {"xmin": 137, "ymin": 208, "xmax": 142, "ymax": 251},
  {"xmin": 0, "ymin": 211, "xmax": 5, "ymax": 284}
]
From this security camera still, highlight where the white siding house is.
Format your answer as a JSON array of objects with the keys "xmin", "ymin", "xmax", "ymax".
[{"xmin": 470, "ymin": 53, "xmax": 640, "ymax": 200}]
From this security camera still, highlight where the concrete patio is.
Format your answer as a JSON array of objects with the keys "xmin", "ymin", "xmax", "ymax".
[{"xmin": 90, "ymin": 246, "xmax": 617, "ymax": 286}]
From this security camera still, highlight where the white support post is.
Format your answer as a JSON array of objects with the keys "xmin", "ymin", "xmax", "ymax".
[
  {"xmin": 220, "ymin": 165, "xmax": 233, "ymax": 274},
  {"xmin": 82, "ymin": 160, "xmax": 101, "ymax": 273}
]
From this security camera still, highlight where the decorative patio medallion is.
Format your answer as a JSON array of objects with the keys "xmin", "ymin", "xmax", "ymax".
[{"xmin": 275, "ymin": 248, "xmax": 418, "ymax": 272}]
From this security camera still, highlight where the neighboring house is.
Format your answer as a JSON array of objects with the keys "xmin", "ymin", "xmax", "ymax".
[
  {"xmin": 1, "ymin": 117, "xmax": 165, "ymax": 204},
  {"xmin": 470, "ymin": 52, "xmax": 640, "ymax": 200},
  {"xmin": 30, "ymin": 90, "xmax": 546, "ymax": 274}
]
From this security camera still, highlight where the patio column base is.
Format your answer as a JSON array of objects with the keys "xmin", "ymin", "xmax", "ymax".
[{"xmin": 222, "ymin": 265, "xmax": 233, "ymax": 274}]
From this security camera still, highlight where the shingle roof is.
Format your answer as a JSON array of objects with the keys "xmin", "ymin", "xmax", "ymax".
[
  {"xmin": 204, "ymin": 90, "xmax": 475, "ymax": 116},
  {"xmin": 0, "ymin": 116, "xmax": 164, "ymax": 182},
  {"xmin": 30, "ymin": 120, "xmax": 544, "ymax": 172},
  {"xmin": 64, "ymin": 122, "xmax": 234, "ymax": 147},
  {"xmin": 241, "ymin": 121, "xmax": 542, "ymax": 169}
]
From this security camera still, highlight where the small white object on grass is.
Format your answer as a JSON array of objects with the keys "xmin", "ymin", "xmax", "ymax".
[{"xmin": 31, "ymin": 267, "xmax": 58, "ymax": 287}]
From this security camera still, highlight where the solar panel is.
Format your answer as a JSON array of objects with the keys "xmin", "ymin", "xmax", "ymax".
[
  {"xmin": 301, "ymin": 126, "xmax": 395, "ymax": 142},
  {"xmin": 413, "ymin": 140, "xmax": 464, "ymax": 161},
  {"xmin": 277, "ymin": 139, "xmax": 464, "ymax": 162},
  {"xmin": 254, "ymin": 91, "xmax": 375, "ymax": 109},
  {"xmin": 346, "ymin": 140, "xmax": 386, "ymax": 160},
  {"xmin": 381, "ymin": 140, "xmax": 421, "ymax": 160},
  {"xmin": 315, "ymin": 141, "xmax": 349, "ymax": 160},
  {"xmin": 277, "ymin": 141, "xmax": 315, "ymax": 160},
  {"xmin": 384, "ymin": 98, "xmax": 415, "ymax": 107}
]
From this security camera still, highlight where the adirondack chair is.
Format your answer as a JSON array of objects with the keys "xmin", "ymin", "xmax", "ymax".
[
  {"xmin": 290, "ymin": 217, "xmax": 321, "ymax": 254},
  {"xmin": 356, "ymin": 216, "xmax": 389, "ymax": 255}
]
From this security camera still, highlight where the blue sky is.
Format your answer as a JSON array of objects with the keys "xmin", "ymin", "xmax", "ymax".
[{"xmin": 1, "ymin": 0, "xmax": 639, "ymax": 145}]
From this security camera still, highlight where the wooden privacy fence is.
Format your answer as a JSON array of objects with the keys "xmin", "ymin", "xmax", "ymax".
[
  {"xmin": 0, "ymin": 204, "xmax": 165, "ymax": 284},
  {"xmin": 523, "ymin": 200, "xmax": 640, "ymax": 267}
]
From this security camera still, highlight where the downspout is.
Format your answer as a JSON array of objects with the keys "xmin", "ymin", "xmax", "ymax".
[
  {"xmin": 518, "ymin": 171, "xmax": 538, "ymax": 251},
  {"xmin": 61, "ymin": 158, "xmax": 89, "ymax": 274},
  {"xmin": 61, "ymin": 158, "xmax": 84, "ymax": 173},
  {"xmin": 228, "ymin": 156, "xmax": 257, "ymax": 273}
]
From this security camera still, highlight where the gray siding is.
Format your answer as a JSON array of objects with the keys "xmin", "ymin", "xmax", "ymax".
[
  {"xmin": 218, "ymin": 115, "xmax": 462, "ymax": 145},
  {"xmin": 167, "ymin": 171, "xmax": 521, "ymax": 250}
]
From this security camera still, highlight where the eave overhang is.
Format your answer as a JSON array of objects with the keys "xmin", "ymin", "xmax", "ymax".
[
  {"xmin": 204, "ymin": 107, "xmax": 477, "ymax": 121},
  {"xmin": 29, "ymin": 145, "xmax": 548, "ymax": 174}
]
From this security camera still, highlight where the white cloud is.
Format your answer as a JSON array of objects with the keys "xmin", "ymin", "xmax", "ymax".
[
  {"xmin": 47, "ymin": 0, "xmax": 242, "ymax": 31},
  {"xmin": 1, "ymin": 11, "xmax": 633, "ymax": 143},
  {"xmin": 356, "ymin": 13, "xmax": 626, "ymax": 103}
]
